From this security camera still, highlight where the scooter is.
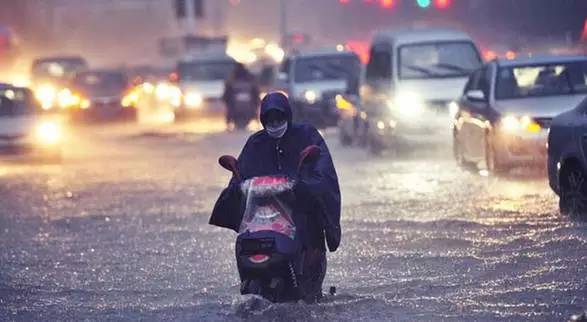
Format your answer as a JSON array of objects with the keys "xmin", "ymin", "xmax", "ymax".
[
  {"xmin": 231, "ymin": 91, "xmax": 257, "ymax": 130},
  {"xmin": 218, "ymin": 145, "xmax": 320, "ymax": 302}
]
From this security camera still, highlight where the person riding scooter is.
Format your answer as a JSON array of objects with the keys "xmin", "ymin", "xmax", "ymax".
[
  {"xmin": 210, "ymin": 92, "xmax": 341, "ymax": 302},
  {"xmin": 222, "ymin": 63, "xmax": 260, "ymax": 129}
]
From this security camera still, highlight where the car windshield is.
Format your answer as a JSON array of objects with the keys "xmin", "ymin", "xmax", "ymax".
[
  {"xmin": 0, "ymin": 87, "xmax": 36, "ymax": 117},
  {"xmin": 399, "ymin": 41, "xmax": 481, "ymax": 79},
  {"xmin": 496, "ymin": 61, "xmax": 587, "ymax": 99},
  {"xmin": 294, "ymin": 55, "xmax": 361, "ymax": 83},
  {"xmin": 32, "ymin": 58, "xmax": 87, "ymax": 80},
  {"xmin": 73, "ymin": 72, "xmax": 127, "ymax": 93},
  {"xmin": 178, "ymin": 61, "xmax": 235, "ymax": 81}
]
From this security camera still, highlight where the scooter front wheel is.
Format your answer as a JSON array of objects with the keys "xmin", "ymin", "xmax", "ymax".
[{"xmin": 240, "ymin": 279, "xmax": 262, "ymax": 295}]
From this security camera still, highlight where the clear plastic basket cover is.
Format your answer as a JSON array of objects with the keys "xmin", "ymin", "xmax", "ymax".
[{"xmin": 239, "ymin": 176, "xmax": 296, "ymax": 239}]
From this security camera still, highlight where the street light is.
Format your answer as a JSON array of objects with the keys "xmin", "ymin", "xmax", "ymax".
[
  {"xmin": 416, "ymin": 0, "xmax": 431, "ymax": 8},
  {"xmin": 433, "ymin": 0, "xmax": 451, "ymax": 9},
  {"xmin": 380, "ymin": 0, "xmax": 395, "ymax": 9}
]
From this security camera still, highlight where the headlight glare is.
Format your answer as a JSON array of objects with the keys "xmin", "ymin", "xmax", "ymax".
[
  {"xmin": 80, "ymin": 99, "xmax": 91, "ymax": 109},
  {"xmin": 394, "ymin": 91, "xmax": 425, "ymax": 118},
  {"xmin": 36, "ymin": 84, "xmax": 57, "ymax": 110},
  {"xmin": 57, "ymin": 88, "xmax": 81, "ymax": 109},
  {"xmin": 501, "ymin": 115, "xmax": 520, "ymax": 131},
  {"xmin": 121, "ymin": 90, "xmax": 140, "ymax": 108},
  {"xmin": 501, "ymin": 115, "xmax": 541, "ymax": 133},
  {"xmin": 184, "ymin": 92, "xmax": 203, "ymax": 109},
  {"xmin": 36, "ymin": 121, "xmax": 61, "ymax": 145},
  {"xmin": 448, "ymin": 101, "xmax": 459, "ymax": 118},
  {"xmin": 304, "ymin": 90, "xmax": 318, "ymax": 104}
]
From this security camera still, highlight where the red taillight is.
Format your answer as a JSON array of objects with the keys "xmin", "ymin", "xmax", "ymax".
[
  {"xmin": 249, "ymin": 254, "xmax": 270, "ymax": 264},
  {"xmin": 169, "ymin": 72, "xmax": 179, "ymax": 83}
]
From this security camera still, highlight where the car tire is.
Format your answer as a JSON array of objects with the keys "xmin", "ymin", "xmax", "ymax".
[
  {"xmin": 485, "ymin": 133, "xmax": 508, "ymax": 175},
  {"xmin": 339, "ymin": 124, "xmax": 353, "ymax": 146},
  {"xmin": 453, "ymin": 130, "xmax": 475, "ymax": 170},
  {"xmin": 559, "ymin": 162, "xmax": 587, "ymax": 220},
  {"xmin": 368, "ymin": 134, "xmax": 383, "ymax": 156}
]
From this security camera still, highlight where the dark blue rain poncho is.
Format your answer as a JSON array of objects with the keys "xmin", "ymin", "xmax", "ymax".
[{"xmin": 210, "ymin": 92, "xmax": 341, "ymax": 252}]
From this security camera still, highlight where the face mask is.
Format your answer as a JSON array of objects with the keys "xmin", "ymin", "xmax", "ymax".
[{"xmin": 266, "ymin": 121, "xmax": 288, "ymax": 138}]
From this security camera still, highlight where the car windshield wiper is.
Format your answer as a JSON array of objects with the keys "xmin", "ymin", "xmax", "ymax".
[
  {"xmin": 324, "ymin": 62, "xmax": 352, "ymax": 76},
  {"xmin": 433, "ymin": 63, "xmax": 470, "ymax": 74},
  {"xmin": 404, "ymin": 65, "xmax": 438, "ymax": 77},
  {"xmin": 303, "ymin": 63, "xmax": 344, "ymax": 80}
]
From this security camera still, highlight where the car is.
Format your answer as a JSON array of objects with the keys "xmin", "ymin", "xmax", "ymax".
[
  {"xmin": 0, "ymin": 83, "xmax": 63, "ymax": 161},
  {"xmin": 546, "ymin": 68, "xmax": 587, "ymax": 218},
  {"xmin": 275, "ymin": 49, "xmax": 361, "ymax": 128},
  {"xmin": 336, "ymin": 91, "xmax": 366, "ymax": 146},
  {"xmin": 30, "ymin": 56, "xmax": 88, "ymax": 111},
  {"xmin": 174, "ymin": 54, "xmax": 236, "ymax": 119},
  {"xmin": 67, "ymin": 70, "xmax": 138, "ymax": 122},
  {"xmin": 250, "ymin": 60, "xmax": 278, "ymax": 98},
  {"xmin": 360, "ymin": 29, "xmax": 482, "ymax": 154},
  {"xmin": 454, "ymin": 56, "xmax": 587, "ymax": 175}
]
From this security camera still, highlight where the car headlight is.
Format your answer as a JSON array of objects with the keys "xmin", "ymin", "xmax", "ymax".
[
  {"xmin": 80, "ymin": 98, "xmax": 91, "ymax": 109},
  {"xmin": 155, "ymin": 82, "xmax": 182, "ymax": 102},
  {"xmin": 35, "ymin": 84, "xmax": 57, "ymax": 110},
  {"xmin": 168, "ymin": 86, "xmax": 183, "ymax": 108},
  {"xmin": 500, "ymin": 115, "xmax": 541, "ymax": 133},
  {"xmin": 303, "ymin": 90, "xmax": 318, "ymax": 104},
  {"xmin": 448, "ymin": 101, "xmax": 459, "ymax": 118},
  {"xmin": 392, "ymin": 91, "xmax": 425, "ymax": 119},
  {"xmin": 35, "ymin": 121, "xmax": 61, "ymax": 145},
  {"xmin": 57, "ymin": 88, "xmax": 81, "ymax": 109},
  {"xmin": 121, "ymin": 90, "xmax": 140, "ymax": 108},
  {"xmin": 184, "ymin": 92, "xmax": 203, "ymax": 109},
  {"xmin": 142, "ymin": 82, "xmax": 155, "ymax": 94},
  {"xmin": 155, "ymin": 82, "xmax": 171, "ymax": 101},
  {"xmin": 335, "ymin": 94, "xmax": 353, "ymax": 111}
]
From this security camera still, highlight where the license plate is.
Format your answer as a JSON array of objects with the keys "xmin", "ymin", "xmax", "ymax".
[
  {"xmin": 241, "ymin": 238, "xmax": 275, "ymax": 253},
  {"xmin": 236, "ymin": 93, "xmax": 251, "ymax": 102}
]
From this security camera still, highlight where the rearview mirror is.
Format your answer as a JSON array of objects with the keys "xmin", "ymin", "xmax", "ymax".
[
  {"xmin": 465, "ymin": 89, "xmax": 486, "ymax": 102},
  {"xmin": 218, "ymin": 155, "xmax": 241, "ymax": 181}
]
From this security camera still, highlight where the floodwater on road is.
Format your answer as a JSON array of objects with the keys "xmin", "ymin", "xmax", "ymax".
[{"xmin": 1, "ymin": 120, "xmax": 585, "ymax": 321}]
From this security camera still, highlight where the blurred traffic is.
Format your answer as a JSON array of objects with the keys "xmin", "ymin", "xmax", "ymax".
[{"xmin": 1, "ymin": 0, "xmax": 587, "ymax": 320}]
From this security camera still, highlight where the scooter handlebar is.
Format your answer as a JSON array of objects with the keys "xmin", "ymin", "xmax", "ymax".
[{"xmin": 218, "ymin": 155, "xmax": 242, "ymax": 182}]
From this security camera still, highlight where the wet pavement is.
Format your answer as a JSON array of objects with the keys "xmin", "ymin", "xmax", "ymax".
[{"xmin": 0, "ymin": 118, "xmax": 586, "ymax": 321}]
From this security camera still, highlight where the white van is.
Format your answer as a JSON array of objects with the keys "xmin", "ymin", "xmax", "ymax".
[
  {"xmin": 361, "ymin": 29, "xmax": 482, "ymax": 152},
  {"xmin": 276, "ymin": 49, "xmax": 361, "ymax": 127},
  {"xmin": 175, "ymin": 55, "xmax": 236, "ymax": 118}
]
